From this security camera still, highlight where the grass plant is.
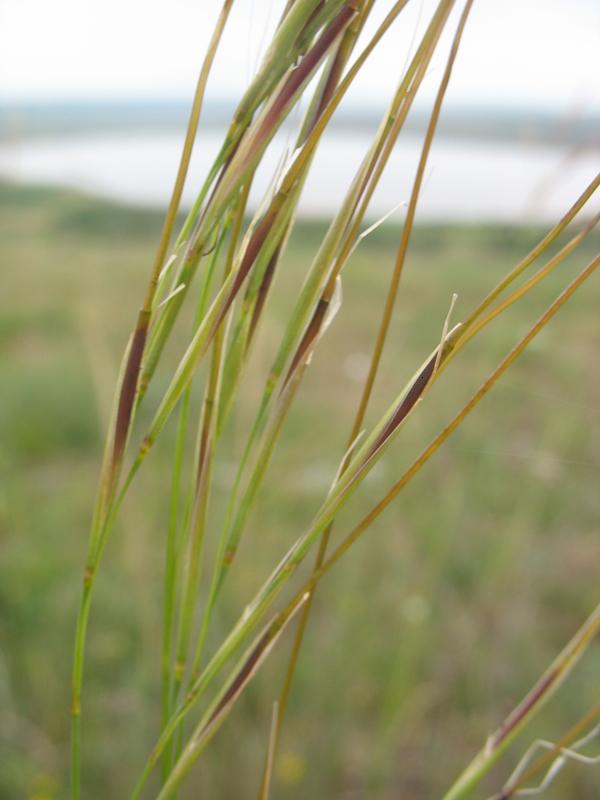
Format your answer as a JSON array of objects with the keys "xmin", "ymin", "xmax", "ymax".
[{"xmin": 60, "ymin": 1, "xmax": 600, "ymax": 797}]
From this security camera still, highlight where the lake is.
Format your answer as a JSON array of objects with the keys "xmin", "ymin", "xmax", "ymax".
[{"xmin": 0, "ymin": 129, "xmax": 598, "ymax": 222}]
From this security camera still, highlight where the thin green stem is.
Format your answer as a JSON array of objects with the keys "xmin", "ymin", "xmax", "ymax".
[
  {"xmin": 142, "ymin": 0, "xmax": 236, "ymax": 316},
  {"xmin": 434, "ymin": 211, "xmax": 599, "ymax": 380},
  {"xmin": 161, "ymin": 389, "xmax": 191, "ymax": 782},
  {"xmin": 169, "ymin": 229, "xmax": 228, "ymax": 706}
]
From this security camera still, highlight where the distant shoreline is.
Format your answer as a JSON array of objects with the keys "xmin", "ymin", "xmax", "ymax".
[
  {"xmin": 2, "ymin": 126, "xmax": 597, "ymax": 223},
  {"xmin": 1, "ymin": 99, "xmax": 599, "ymax": 148}
]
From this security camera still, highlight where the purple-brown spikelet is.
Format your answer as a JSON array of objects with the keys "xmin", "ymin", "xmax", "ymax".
[{"xmin": 111, "ymin": 309, "xmax": 150, "ymax": 475}]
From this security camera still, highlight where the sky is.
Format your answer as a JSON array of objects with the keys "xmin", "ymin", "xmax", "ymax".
[{"xmin": 0, "ymin": 0, "xmax": 598, "ymax": 114}]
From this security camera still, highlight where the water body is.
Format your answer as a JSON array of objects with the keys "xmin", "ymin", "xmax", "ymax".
[{"xmin": 0, "ymin": 129, "xmax": 597, "ymax": 222}]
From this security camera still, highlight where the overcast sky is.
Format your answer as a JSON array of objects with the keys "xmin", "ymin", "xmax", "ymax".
[{"xmin": 1, "ymin": 0, "xmax": 598, "ymax": 113}]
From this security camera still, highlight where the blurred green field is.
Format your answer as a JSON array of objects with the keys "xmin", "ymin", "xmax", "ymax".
[{"xmin": 0, "ymin": 182, "xmax": 599, "ymax": 799}]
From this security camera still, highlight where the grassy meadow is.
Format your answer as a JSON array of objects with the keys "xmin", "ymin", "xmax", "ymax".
[{"xmin": 1, "ymin": 181, "xmax": 599, "ymax": 798}]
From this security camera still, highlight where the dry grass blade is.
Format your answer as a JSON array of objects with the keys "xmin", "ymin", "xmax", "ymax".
[
  {"xmin": 320, "ymin": 255, "xmax": 600, "ymax": 594},
  {"xmin": 260, "ymin": 703, "xmax": 280, "ymax": 800},
  {"xmin": 155, "ymin": 598, "xmax": 309, "ymax": 800}
]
